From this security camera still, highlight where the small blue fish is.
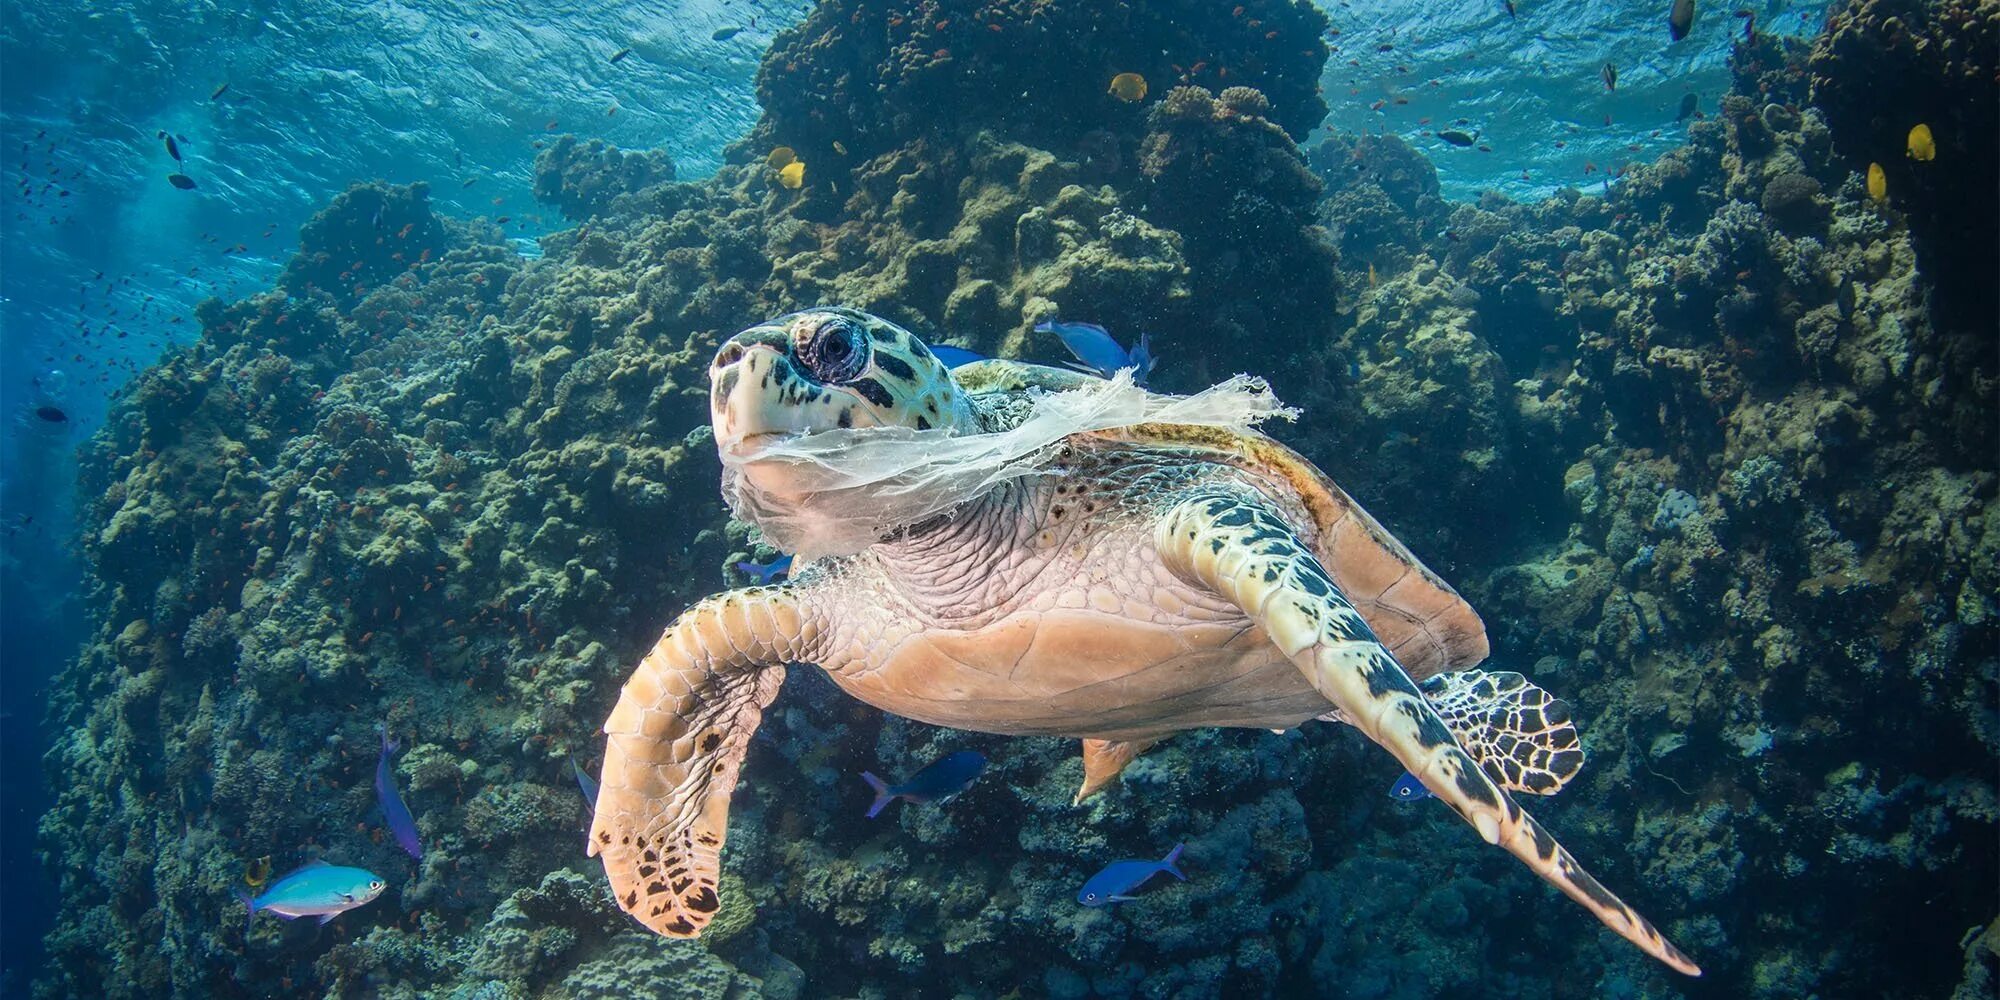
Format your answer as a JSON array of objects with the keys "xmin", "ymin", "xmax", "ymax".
[
  {"xmin": 235, "ymin": 861, "xmax": 385, "ymax": 930},
  {"xmin": 860, "ymin": 750, "xmax": 986, "ymax": 818},
  {"xmin": 736, "ymin": 554, "xmax": 793, "ymax": 584},
  {"xmin": 570, "ymin": 754, "xmax": 599, "ymax": 808},
  {"xmin": 928, "ymin": 344, "xmax": 987, "ymax": 369},
  {"xmin": 1389, "ymin": 772, "xmax": 1435, "ymax": 802},
  {"xmin": 1078, "ymin": 843, "xmax": 1186, "ymax": 906},
  {"xmin": 376, "ymin": 730, "xmax": 422, "ymax": 860},
  {"xmin": 1035, "ymin": 319, "xmax": 1157, "ymax": 386}
]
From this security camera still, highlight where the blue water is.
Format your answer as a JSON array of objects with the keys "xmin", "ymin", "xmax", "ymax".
[{"xmin": 0, "ymin": 0, "xmax": 1876, "ymax": 990}]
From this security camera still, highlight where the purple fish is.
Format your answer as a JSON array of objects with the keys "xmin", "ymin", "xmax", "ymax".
[
  {"xmin": 1389, "ymin": 771, "xmax": 1434, "ymax": 802},
  {"xmin": 861, "ymin": 750, "xmax": 986, "ymax": 818},
  {"xmin": 1034, "ymin": 319, "xmax": 1157, "ymax": 386},
  {"xmin": 735, "ymin": 554, "xmax": 793, "ymax": 584},
  {"xmin": 1078, "ymin": 843, "xmax": 1186, "ymax": 906},
  {"xmin": 376, "ymin": 731, "xmax": 422, "ymax": 859}
]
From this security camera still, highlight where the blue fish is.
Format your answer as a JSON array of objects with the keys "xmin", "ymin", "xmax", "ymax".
[
  {"xmin": 235, "ymin": 861, "xmax": 386, "ymax": 931},
  {"xmin": 570, "ymin": 754, "xmax": 599, "ymax": 808},
  {"xmin": 927, "ymin": 344, "xmax": 987, "ymax": 369},
  {"xmin": 1035, "ymin": 319, "xmax": 1157, "ymax": 386},
  {"xmin": 736, "ymin": 554, "xmax": 793, "ymax": 584},
  {"xmin": 376, "ymin": 730, "xmax": 422, "ymax": 860},
  {"xmin": 1389, "ymin": 772, "xmax": 1435, "ymax": 802},
  {"xmin": 860, "ymin": 749, "xmax": 986, "ymax": 818},
  {"xmin": 1078, "ymin": 843, "xmax": 1186, "ymax": 906}
]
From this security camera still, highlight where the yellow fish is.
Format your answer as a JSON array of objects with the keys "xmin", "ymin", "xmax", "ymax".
[
  {"xmin": 765, "ymin": 146, "xmax": 797, "ymax": 169},
  {"xmin": 1867, "ymin": 162, "xmax": 1887, "ymax": 202},
  {"xmin": 1367, "ymin": 263, "xmax": 1377, "ymax": 288},
  {"xmin": 778, "ymin": 160, "xmax": 805, "ymax": 189},
  {"xmin": 244, "ymin": 855, "xmax": 273, "ymax": 889},
  {"xmin": 1108, "ymin": 72, "xmax": 1147, "ymax": 103},
  {"xmin": 1906, "ymin": 123, "xmax": 1935, "ymax": 161}
]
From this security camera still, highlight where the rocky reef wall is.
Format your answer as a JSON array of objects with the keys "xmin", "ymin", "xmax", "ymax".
[{"xmin": 35, "ymin": 1, "xmax": 1995, "ymax": 998}]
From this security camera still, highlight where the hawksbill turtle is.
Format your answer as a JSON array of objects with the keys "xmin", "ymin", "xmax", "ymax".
[{"xmin": 589, "ymin": 307, "xmax": 1701, "ymax": 976}]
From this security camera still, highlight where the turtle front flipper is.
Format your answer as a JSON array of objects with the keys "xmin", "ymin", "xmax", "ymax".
[
  {"xmin": 591, "ymin": 589, "xmax": 816, "ymax": 938},
  {"xmin": 1421, "ymin": 669, "xmax": 1585, "ymax": 796},
  {"xmin": 1156, "ymin": 489, "xmax": 1701, "ymax": 977}
]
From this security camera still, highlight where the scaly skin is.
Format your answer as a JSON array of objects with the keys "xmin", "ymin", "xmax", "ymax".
[{"xmin": 592, "ymin": 307, "xmax": 1701, "ymax": 976}]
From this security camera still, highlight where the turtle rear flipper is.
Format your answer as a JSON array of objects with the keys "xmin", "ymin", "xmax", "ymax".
[
  {"xmin": 592, "ymin": 590, "xmax": 811, "ymax": 938},
  {"xmin": 1157, "ymin": 487, "xmax": 1701, "ymax": 977},
  {"xmin": 1421, "ymin": 669, "xmax": 1585, "ymax": 796}
]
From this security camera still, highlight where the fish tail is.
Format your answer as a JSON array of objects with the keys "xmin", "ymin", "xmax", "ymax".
[
  {"xmin": 1162, "ymin": 842, "xmax": 1187, "ymax": 881},
  {"xmin": 235, "ymin": 887, "xmax": 257, "ymax": 934},
  {"xmin": 861, "ymin": 772, "xmax": 893, "ymax": 819}
]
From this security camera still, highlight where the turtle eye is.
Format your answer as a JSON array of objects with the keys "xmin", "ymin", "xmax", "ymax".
[{"xmin": 797, "ymin": 315, "xmax": 870, "ymax": 384}]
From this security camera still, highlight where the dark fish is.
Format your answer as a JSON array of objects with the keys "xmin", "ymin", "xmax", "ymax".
[
  {"xmin": 34, "ymin": 405, "xmax": 67, "ymax": 423},
  {"xmin": 861, "ymin": 750, "xmax": 986, "ymax": 818},
  {"xmin": 1078, "ymin": 844, "xmax": 1186, "ymax": 906},
  {"xmin": 735, "ymin": 554, "xmax": 793, "ymax": 584},
  {"xmin": 1503, "ymin": 0, "xmax": 1516, "ymax": 14},
  {"xmin": 461, "ymin": 177, "xmax": 478, "ymax": 188},
  {"xmin": 1669, "ymin": 0, "xmax": 1695, "ymax": 40},
  {"xmin": 1601, "ymin": 62, "xmax": 1618, "ymax": 91},
  {"xmin": 1437, "ymin": 129, "xmax": 1476, "ymax": 147},
  {"xmin": 167, "ymin": 173, "xmax": 196, "ymax": 190},
  {"xmin": 376, "ymin": 731, "xmax": 422, "ymax": 860},
  {"xmin": 928, "ymin": 344, "xmax": 986, "ymax": 369},
  {"xmin": 164, "ymin": 134, "xmax": 182, "ymax": 160},
  {"xmin": 210, "ymin": 82, "xmax": 230, "ymax": 100},
  {"xmin": 609, "ymin": 47, "xmax": 632, "ymax": 63},
  {"xmin": 712, "ymin": 26, "xmax": 744, "ymax": 41},
  {"xmin": 569, "ymin": 754, "xmax": 599, "ymax": 807},
  {"xmin": 1389, "ymin": 772, "xmax": 1435, "ymax": 801},
  {"xmin": 1677, "ymin": 93, "xmax": 1699, "ymax": 121}
]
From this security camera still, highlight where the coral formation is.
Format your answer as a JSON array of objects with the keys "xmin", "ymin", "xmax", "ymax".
[
  {"xmin": 33, "ymin": 1, "xmax": 1995, "ymax": 998},
  {"xmin": 1807, "ymin": 0, "xmax": 1999, "ymax": 326}
]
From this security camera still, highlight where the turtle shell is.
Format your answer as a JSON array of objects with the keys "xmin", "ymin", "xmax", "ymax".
[{"xmin": 953, "ymin": 360, "xmax": 1488, "ymax": 679}]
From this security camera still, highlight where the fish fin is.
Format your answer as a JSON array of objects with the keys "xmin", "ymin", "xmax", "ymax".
[
  {"xmin": 1162, "ymin": 842, "xmax": 1186, "ymax": 881},
  {"xmin": 1107, "ymin": 894, "xmax": 1139, "ymax": 903},
  {"xmin": 1155, "ymin": 489, "xmax": 1700, "ymax": 977},
  {"xmin": 592, "ymin": 591, "xmax": 797, "ymax": 940},
  {"xmin": 317, "ymin": 913, "xmax": 338, "ymax": 925},
  {"xmin": 1074, "ymin": 737, "xmax": 1159, "ymax": 805},
  {"xmin": 1418, "ymin": 669, "xmax": 1585, "ymax": 796},
  {"xmin": 861, "ymin": 772, "xmax": 894, "ymax": 819},
  {"xmin": 235, "ymin": 888, "xmax": 257, "ymax": 935}
]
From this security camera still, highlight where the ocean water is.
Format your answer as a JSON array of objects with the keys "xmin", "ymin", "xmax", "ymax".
[{"xmin": 2, "ymin": 0, "xmax": 1994, "ymax": 996}]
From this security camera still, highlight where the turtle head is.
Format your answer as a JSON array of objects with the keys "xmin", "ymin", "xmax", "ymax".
[{"xmin": 709, "ymin": 308, "xmax": 975, "ymax": 457}]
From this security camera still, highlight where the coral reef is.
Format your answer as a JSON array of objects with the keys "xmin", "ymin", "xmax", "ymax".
[
  {"xmin": 34, "ymin": 1, "xmax": 1995, "ymax": 998},
  {"xmin": 1807, "ymin": 0, "xmax": 1999, "ymax": 327}
]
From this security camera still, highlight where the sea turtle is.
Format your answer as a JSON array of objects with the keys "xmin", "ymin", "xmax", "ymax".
[{"xmin": 589, "ymin": 307, "xmax": 1701, "ymax": 976}]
